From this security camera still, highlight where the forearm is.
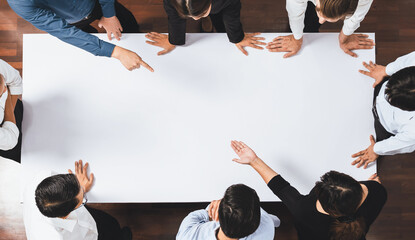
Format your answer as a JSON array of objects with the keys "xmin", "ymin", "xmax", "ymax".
[
  {"xmin": 342, "ymin": 0, "xmax": 373, "ymax": 36},
  {"xmin": 374, "ymin": 135, "xmax": 415, "ymax": 155},
  {"xmin": 250, "ymin": 157, "xmax": 279, "ymax": 184},
  {"xmin": 286, "ymin": 0, "xmax": 307, "ymax": 40},
  {"xmin": 385, "ymin": 51, "xmax": 415, "ymax": 75}
]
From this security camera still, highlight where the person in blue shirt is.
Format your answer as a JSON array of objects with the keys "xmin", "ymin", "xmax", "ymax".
[
  {"xmin": 176, "ymin": 184, "xmax": 280, "ymax": 240},
  {"xmin": 8, "ymin": 0, "xmax": 153, "ymax": 72}
]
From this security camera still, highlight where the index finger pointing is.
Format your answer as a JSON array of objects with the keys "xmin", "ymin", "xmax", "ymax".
[{"xmin": 139, "ymin": 60, "xmax": 154, "ymax": 72}]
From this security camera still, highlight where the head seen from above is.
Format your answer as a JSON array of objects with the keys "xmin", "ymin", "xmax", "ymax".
[
  {"xmin": 35, "ymin": 174, "xmax": 85, "ymax": 218},
  {"xmin": 218, "ymin": 184, "xmax": 261, "ymax": 239},
  {"xmin": 385, "ymin": 66, "xmax": 415, "ymax": 111},
  {"xmin": 315, "ymin": 0, "xmax": 359, "ymax": 24},
  {"xmin": 172, "ymin": 0, "xmax": 212, "ymax": 20},
  {"xmin": 315, "ymin": 171, "xmax": 366, "ymax": 240}
]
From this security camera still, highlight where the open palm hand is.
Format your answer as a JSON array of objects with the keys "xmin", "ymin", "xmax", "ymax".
[{"xmin": 231, "ymin": 140, "xmax": 258, "ymax": 165}]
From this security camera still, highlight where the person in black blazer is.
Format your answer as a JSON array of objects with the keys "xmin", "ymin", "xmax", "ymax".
[{"xmin": 145, "ymin": 0, "xmax": 265, "ymax": 56}]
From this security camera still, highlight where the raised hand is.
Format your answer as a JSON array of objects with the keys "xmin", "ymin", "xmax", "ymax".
[
  {"xmin": 207, "ymin": 200, "xmax": 221, "ymax": 222},
  {"xmin": 98, "ymin": 16, "xmax": 123, "ymax": 41},
  {"xmin": 145, "ymin": 32, "xmax": 176, "ymax": 56},
  {"xmin": 231, "ymin": 140, "xmax": 258, "ymax": 165},
  {"xmin": 266, "ymin": 35, "xmax": 303, "ymax": 58},
  {"xmin": 235, "ymin": 33, "xmax": 266, "ymax": 56},
  {"xmin": 68, "ymin": 160, "xmax": 94, "ymax": 193},
  {"xmin": 351, "ymin": 135, "xmax": 379, "ymax": 169},
  {"xmin": 359, "ymin": 61, "xmax": 388, "ymax": 87},
  {"xmin": 339, "ymin": 31, "xmax": 375, "ymax": 57}
]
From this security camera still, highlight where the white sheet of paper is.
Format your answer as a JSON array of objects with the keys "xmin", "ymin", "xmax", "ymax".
[{"xmin": 22, "ymin": 33, "xmax": 376, "ymax": 203}]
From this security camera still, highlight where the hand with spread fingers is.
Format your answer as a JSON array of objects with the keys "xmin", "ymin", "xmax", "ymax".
[
  {"xmin": 98, "ymin": 16, "xmax": 123, "ymax": 41},
  {"xmin": 207, "ymin": 200, "xmax": 221, "ymax": 222},
  {"xmin": 351, "ymin": 135, "xmax": 379, "ymax": 169},
  {"xmin": 111, "ymin": 46, "xmax": 154, "ymax": 72},
  {"xmin": 339, "ymin": 31, "xmax": 375, "ymax": 58},
  {"xmin": 145, "ymin": 32, "xmax": 176, "ymax": 56},
  {"xmin": 68, "ymin": 160, "xmax": 95, "ymax": 193},
  {"xmin": 368, "ymin": 173, "xmax": 381, "ymax": 183},
  {"xmin": 235, "ymin": 33, "xmax": 266, "ymax": 56},
  {"xmin": 359, "ymin": 61, "xmax": 388, "ymax": 87},
  {"xmin": 231, "ymin": 140, "xmax": 259, "ymax": 165},
  {"xmin": 266, "ymin": 35, "xmax": 302, "ymax": 58}
]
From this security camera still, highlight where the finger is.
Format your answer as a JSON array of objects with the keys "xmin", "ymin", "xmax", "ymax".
[
  {"xmin": 266, "ymin": 43, "xmax": 283, "ymax": 50},
  {"xmin": 75, "ymin": 161, "xmax": 79, "ymax": 173},
  {"xmin": 251, "ymin": 40, "xmax": 267, "ymax": 46},
  {"xmin": 356, "ymin": 158, "xmax": 367, "ymax": 168},
  {"xmin": 284, "ymin": 51, "xmax": 297, "ymax": 58},
  {"xmin": 146, "ymin": 40, "xmax": 158, "ymax": 46},
  {"xmin": 251, "ymin": 37, "xmax": 266, "ymax": 41},
  {"xmin": 249, "ymin": 32, "xmax": 262, "ymax": 37},
  {"xmin": 357, "ymin": 34, "xmax": 369, "ymax": 38},
  {"xmin": 357, "ymin": 45, "xmax": 374, "ymax": 50},
  {"xmin": 363, "ymin": 159, "xmax": 374, "ymax": 169},
  {"xmin": 345, "ymin": 49, "xmax": 357, "ymax": 57},
  {"xmin": 369, "ymin": 173, "xmax": 377, "ymax": 180},
  {"xmin": 119, "ymin": 25, "xmax": 123, "ymax": 32},
  {"xmin": 139, "ymin": 59, "xmax": 154, "ymax": 72},
  {"xmin": 362, "ymin": 61, "xmax": 371, "ymax": 70},
  {"xmin": 249, "ymin": 44, "xmax": 264, "ymax": 50},
  {"xmin": 150, "ymin": 32, "xmax": 162, "ymax": 37},
  {"xmin": 79, "ymin": 160, "xmax": 83, "ymax": 174},
  {"xmin": 237, "ymin": 45, "xmax": 248, "ymax": 56},
  {"xmin": 359, "ymin": 69, "xmax": 371, "ymax": 76},
  {"xmin": 107, "ymin": 31, "xmax": 112, "ymax": 41},
  {"xmin": 370, "ymin": 135, "xmax": 376, "ymax": 144},
  {"xmin": 232, "ymin": 140, "xmax": 242, "ymax": 151},
  {"xmin": 272, "ymin": 36, "xmax": 284, "ymax": 42},
  {"xmin": 89, "ymin": 173, "xmax": 94, "ymax": 184},
  {"xmin": 83, "ymin": 162, "xmax": 89, "ymax": 175},
  {"xmin": 68, "ymin": 169, "xmax": 73, "ymax": 174},
  {"xmin": 235, "ymin": 141, "xmax": 244, "ymax": 149},
  {"xmin": 232, "ymin": 158, "xmax": 241, "ymax": 163},
  {"xmin": 369, "ymin": 61, "xmax": 375, "ymax": 68},
  {"xmin": 207, "ymin": 204, "xmax": 213, "ymax": 218},
  {"xmin": 158, "ymin": 49, "xmax": 170, "ymax": 56},
  {"xmin": 115, "ymin": 31, "xmax": 121, "ymax": 41},
  {"xmin": 240, "ymin": 141, "xmax": 248, "ymax": 148},
  {"xmin": 231, "ymin": 142, "xmax": 239, "ymax": 152},
  {"xmin": 352, "ymin": 149, "xmax": 366, "ymax": 158}
]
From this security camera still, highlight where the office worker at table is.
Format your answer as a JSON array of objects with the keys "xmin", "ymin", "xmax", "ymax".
[
  {"xmin": 268, "ymin": 0, "xmax": 374, "ymax": 58},
  {"xmin": 230, "ymin": 140, "xmax": 387, "ymax": 240},
  {"xmin": 176, "ymin": 184, "xmax": 279, "ymax": 240},
  {"xmin": 7, "ymin": 0, "xmax": 153, "ymax": 72},
  {"xmin": 352, "ymin": 51, "xmax": 415, "ymax": 169},
  {"xmin": 146, "ymin": 0, "xmax": 266, "ymax": 56},
  {"xmin": 0, "ymin": 59, "xmax": 23, "ymax": 163},
  {"xmin": 24, "ymin": 160, "xmax": 132, "ymax": 240}
]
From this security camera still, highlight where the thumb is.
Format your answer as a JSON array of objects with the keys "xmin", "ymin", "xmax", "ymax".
[
  {"xmin": 98, "ymin": 22, "xmax": 103, "ymax": 28},
  {"xmin": 158, "ymin": 49, "xmax": 169, "ymax": 56},
  {"xmin": 345, "ymin": 49, "xmax": 357, "ymax": 58},
  {"xmin": 89, "ymin": 173, "xmax": 94, "ymax": 183},
  {"xmin": 232, "ymin": 158, "xmax": 241, "ymax": 163},
  {"xmin": 370, "ymin": 135, "xmax": 376, "ymax": 144},
  {"xmin": 68, "ymin": 169, "xmax": 73, "ymax": 174}
]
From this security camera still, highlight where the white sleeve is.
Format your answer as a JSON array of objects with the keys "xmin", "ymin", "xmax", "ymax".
[
  {"xmin": 0, "ymin": 59, "xmax": 23, "ymax": 95},
  {"xmin": 176, "ymin": 209, "xmax": 209, "ymax": 240},
  {"xmin": 373, "ymin": 129, "xmax": 415, "ymax": 155},
  {"xmin": 385, "ymin": 51, "xmax": 415, "ymax": 76},
  {"xmin": 286, "ymin": 0, "xmax": 308, "ymax": 40},
  {"xmin": 342, "ymin": 0, "xmax": 373, "ymax": 35},
  {"xmin": 0, "ymin": 121, "xmax": 19, "ymax": 150}
]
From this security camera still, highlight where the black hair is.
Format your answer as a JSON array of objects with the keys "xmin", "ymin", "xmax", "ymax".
[
  {"xmin": 35, "ymin": 174, "xmax": 80, "ymax": 218},
  {"xmin": 218, "ymin": 184, "xmax": 261, "ymax": 238},
  {"xmin": 385, "ymin": 66, "xmax": 415, "ymax": 111},
  {"xmin": 171, "ymin": 0, "xmax": 212, "ymax": 18},
  {"xmin": 315, "ymin": 171, "xmax": 366, "ymax": 240}
]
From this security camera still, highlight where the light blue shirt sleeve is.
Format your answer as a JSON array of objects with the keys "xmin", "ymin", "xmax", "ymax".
[
  {"xmin": 176, "ymin": 209, "xmax": 213, "ymax": 240},
  {"xmin": 8, "ymin": 0, "xmax": 115, "ymax": 57}
]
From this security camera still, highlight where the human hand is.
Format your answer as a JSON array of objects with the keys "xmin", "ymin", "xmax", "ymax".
[
  {"xmin": 98, "ymin": 16, "xmax": 123, "ymax": 41},
  {"xmin": 235, "ymin": 33, "xmax": 266, "ymax": 56},
  {"xmin": 207, "ymin": 200, "xmax": 221, "ymax": 221},
  {"xmin": 359, "ymin": 61, "xmax": 387, "ymax": 88},
  {"xmin": 231, "ymin": 140, "xmax": 259, "ymax": 165},
  {"xmin": 68, "ymin": 160, "xmax": 94, "ymax": 193},
  {"xmin": 368, "ymin": 173, "xmax": 381, "ymax": 183},
  {"xmin": 339, "ymin": 31, "xmax": 375, "ymax": 57},
  {"xmin": 266, "ymin": 35, "xmax": 302, "ymax": 58},
  {"xmin": 111, "ymin": 46, "xmax": 154, "ymax": 72},
  {"xmin": 145, "ymin": 32, "xmax": 176, "ymax": 56},
  {"xmin": 351, "ymin": 135, "xmax": 379, "ymax": 169}
]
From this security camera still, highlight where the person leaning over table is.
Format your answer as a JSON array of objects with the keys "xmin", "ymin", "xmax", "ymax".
[
  {"xmin": 24, "ymin": 160, "xmax": 133, "ymax": 240},
  {"xmin": 230, "ymin": 140, "xmax": 387, "ymax": 240},
  {"xmin": 145, "ymin": 0, "xmax": 266, "ymax": 56},
  {"xmin": 351, "ymin": 51, "xmax": 415, "ymax": 169},
  {"xmin": 0, "ymin": 59, "xmax": 23, "ymax": 163},
  {"xmin": 7, "ymin": 0, "xmax": 153, "ymax": 72},
  {"xmin": 267, "ymin": 0, "xmax": 374, "ymax": 58},
  {"xmin": 176, "ymin": 184, "xmax": 280, "ymax": 240}
]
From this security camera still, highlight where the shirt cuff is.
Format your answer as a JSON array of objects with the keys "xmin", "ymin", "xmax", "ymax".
[
  {"xmin": 267, "ymin": 175, "xmax": 289, "ymax": 193},
  {"xmin": 1, "ymin": 121, "xmax": 19, "ymax": 150},
  {"xmin": 341, "ymin": 25, "xmax": 354, "ymax": 36},
  {"xmin": 100, "ymin": 2, "xmax": 116, "ymax": 18},
  {"xmin": 230, "ymin": 32, "xmax": 245, "ymax": 44},
  {"xmin": 293, "ymin": 32, "xmax": 303, "ymax": 40},
  {"xmin": 99, "ymin": 41, "xmax": 116, "ymax": 57},
  {"xmin": 385, "ymin": 63, "xmax": 396, "ymax": 76},
  {"xmin": 8, "ymin": 86, "xmax": 23, "ymax": 95}
]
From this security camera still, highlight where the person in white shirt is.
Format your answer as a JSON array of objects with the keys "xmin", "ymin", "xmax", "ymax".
[
  {"xmin": 351, "ymin": 51, "xmax": 415, "ymax": 168},
  {"xmin": 0, "ymin": 59, "xmax": 23, "ymax": 162},
  {"xmin": 267, "ymin": 0, "xmax": 374, "ymax": 58},
  {"xmin": 24, "ymin": 160, "xmax": 132, "ymax": 240},
  {"xmin": 176, "ymin": 184, "xmax": 280, "ymax": 240}
]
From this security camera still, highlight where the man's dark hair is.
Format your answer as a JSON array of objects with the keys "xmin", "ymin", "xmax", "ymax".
[
  {"xmin": 385, "ymin": 66, "xmax": 415, "ymax": 111},
  {"xmin": 218, "ymin": 184, "xmax": 261, "ymax": 238},
  {"xmin": 35, "ymin": 174, "xmax": 80, "ymax": 218}
]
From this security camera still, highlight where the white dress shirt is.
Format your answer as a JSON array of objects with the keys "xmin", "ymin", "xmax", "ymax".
[
  {"xmin": 373, "ymin": 51, "xmax": 415, "ymax": 155},
  {"xmin": 287, "ymin": 0, "xmax": 374, "ymax": 40},
  {"xmin": 0, "ymin": 59, "xmax": 23, "ymax": 150},
  {"xmin": 176, "ymin": 207, "xmax": 280, "ymax": 240},
  {"xmin": 24, "ymin": 170, "xmax": 98, "ymax": 240}
]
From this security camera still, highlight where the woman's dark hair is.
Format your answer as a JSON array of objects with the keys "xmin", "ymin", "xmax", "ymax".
[
  {"xmin": 171, "ymin": 0, "xmax": 212, "ymax": 18},
  {"xmin": 315, "ymin": 171, "xmax": 366, "ymax": 240},
  {"xmin": 218, "ymin": 184, "xmax": 261, "ymax": 238},
  {"xmin": 385, "ymin": 66, "xmax": 415, "ymax": 111},
  {"xmin": 35, "ymin": 174, "xmax": 80, "ymax": 218},
  {"xmin": 316, "ymin": 0, "xmax": 359, "ymax": 19}
]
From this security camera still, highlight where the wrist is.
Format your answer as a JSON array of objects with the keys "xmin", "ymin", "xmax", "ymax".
[
  {"xmin": 111, "ymin": 46, "xmax": 123, "ymax": 59},
  {"xmin": 249, "ymin": 156, "xmax": 261, "ymax": 167}
]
